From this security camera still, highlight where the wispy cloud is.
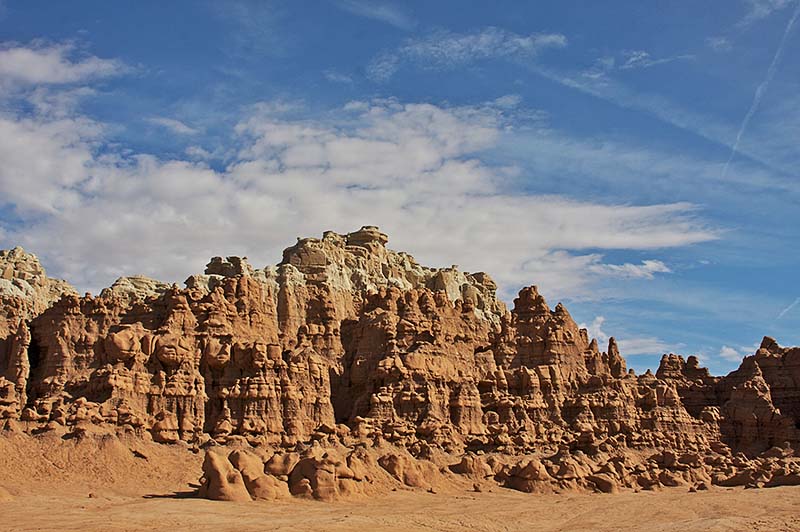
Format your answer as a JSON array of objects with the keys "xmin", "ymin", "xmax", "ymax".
[
  {"xmin": 364, "ymin": 29, "xmax": 796, "ymax": 193},
  {"xmin": 368, "ymin": 27, "xmax": 567, "ymax": 81},
  {"xmin": 580, "ymin": 315, "xmax": 675, "ymax": 356},
  {"xmin": 718, "ymin": 343, "xmax": 758, "ymax": 361},
  {"xmin": 211, "ymin": 1, "xmax": 287, "ymax": 57},
  {"xmin": 583, "ymin": 316, "xmax": 610, "ymax": 343},
  {"xmin": 777, "ymin": 296, "xmax": 800, "ymax": 319},
  {"xmin": 619, "ymin": 336, "xmax": 674, "ymax": 356},
  {"xmin": 719, "ymin": 345, "xmax": 742, "ymax": 361},
  {"xmin": 589, "ymin": 259, "xmax": 671, "ymax": 279},
  {"xmin": 619, "ymin": 50, "xmax": 694, "ymax": 70},
  {"xmin": 498, "ymin": 115, "xmax": 794, "ymax": 204},
  {"xmin": 581, "ymin": 49, "xmax": 693, "ymax": 79},
  {"xmin": 402, "ymin": 28, "xmax": 567, "ymax": 65},
  {"xmin": 706, "ymin": 36, "xmax": 733, "ymax": 52},
  {"xmin": 185, "ymin": 145, "xmax": 212, "ymax": 159},
  {"xmin": 743, "ymin": 92, "xmax": 800, "ymax": 169},
  {"xmin": 738, "ymin": 0, "xmax": 795, "ymax": 27},
  {"xmin": 146, "ymin": 117, "xmax": 200, "ymax": 135},
  {"xmin": 323, "ymin": 69, "xmax": 354, "ymax": 84},
  {"xmin": 0, "ymin": 41, "xmax": 124, "ymax": 87},
  {"xmin": 534, "ymin": 66, "xmax": 727, "ymax": 146},
  {"xmin": 722, "ymin": 0, "xmax": 800, "ymax": 178},
  {"xmin": 334, "ymin": 0, "xmax": 416, "ymax": 30},
  {"xmin": 527, "ymin": 62, "xmax": 799, "ymax": 188}
]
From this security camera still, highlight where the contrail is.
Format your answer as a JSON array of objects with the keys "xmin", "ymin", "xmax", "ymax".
[
  {"xmin": 722, "ymin": 1, "xmax": 800, "ymax": 178},
  {"xmin": 777, "ymin": 296, "xmax": 800, "ymax": 319}
]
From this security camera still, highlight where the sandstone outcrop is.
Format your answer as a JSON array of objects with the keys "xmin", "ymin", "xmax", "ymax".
[
  {"xmin": 0, "ymin": 227, "xmax": 798, "ymax": 500},
  {"xmin": 0, "ymin": 247, "xmax": 76, "ymax": 318},
  {"xmin": 0, "ymin": 248, "xmax": 76, "ymax": 420}
]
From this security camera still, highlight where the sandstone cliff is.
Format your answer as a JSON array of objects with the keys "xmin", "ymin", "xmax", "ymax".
[{"xmin": 0, "ymin": 227, "xmax": 798, "ymax": 499}]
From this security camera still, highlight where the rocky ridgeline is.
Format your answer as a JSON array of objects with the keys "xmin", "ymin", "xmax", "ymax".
[{"xmin": 0, "ymin": 226, "xmax": 799, "ymax": 500}]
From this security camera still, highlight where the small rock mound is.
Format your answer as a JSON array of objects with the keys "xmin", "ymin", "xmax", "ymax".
[
  {"xmin": 198, "ymin": 450, "xmax": 252, "ymax": 502},
  {"xmin": 199, "ymin": 446, "xmax": 383, "ymax": 502}
]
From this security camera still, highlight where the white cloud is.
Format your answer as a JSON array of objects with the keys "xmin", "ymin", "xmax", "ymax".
[
  {"xmin": 579, "ymin": 315, "xmax": 674, "ymax": 356},
  {"xmin": 618, "ymin": 336, "xmax": 673, "ymax": 356},
  {"xmin": 403, "ymin": 28, "xmax": 567, "ymax": 64},
  {"xmin": 706, "ymin": 36, "xmax": 733, "ymax": 52},
  {"xmin": 368, "ymin": 27, "xmax": 567, "ymax": 81},
  {"xmin": 0, "ymin": 113, "xmax": 101, "ymax": 214},
  {"xmin": 719, "ymin": 345, "xmax": 743, "ymax": 361},
  {"xmin": 26, "ymin": 86, "xmax": 96, "ymax": 117},
  {"xmin": 581, "ymin": 50, "xmax": 692, "ymax": 81},
  {"xmin": 185, "ymin": 145, "xmax": 212, "ymax": 159},
  {"xmin": 493, "ymin": 94, "xmax": 522, "ymax": 108},
  {"xmin": 619, "ymin": 50, "xmax": 693, "ymax": 70},
  {"xmin": 0, "ymin": 42, "xmax": 123, "ymax": 86},
  {"xmin": 323, "ymin": 70, "xmax": 354, "ymax": 84},
  {"xmin": 334, "ymin": 0, "xmax": 416, "ymax": 30},
  {"xmin": 0, "ymin": 40, "xmax": 717, "ymax": 297},
  {"xmin": 584, "ymin": 316, "xmax": 609, "ymax": 343},
  {"xmin": 366, "ymin": 53, "xmax": 401, "ymax": 82},
  {"xmin": 589, "ymin": 259, "xmax": 671, "ymax": 279},
  {"xmin": 581, "ymin": 56, "xmax": 615, "ymax": 80},
  {"xmin": 718, "ymin": 344, "xmax": 758, "ymax": 361},
  {"xmin": 146, "ymin": 117, "xmax": 200, "ymax": 135},
  {"xmin": 0, "ymin": 94, "xmax": 716, "ymax": 297}
]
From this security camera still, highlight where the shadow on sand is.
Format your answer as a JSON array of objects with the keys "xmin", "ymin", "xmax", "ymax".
[{"xmin": 143, "ymin": 484, "xmax": 201, "ymax": 499}]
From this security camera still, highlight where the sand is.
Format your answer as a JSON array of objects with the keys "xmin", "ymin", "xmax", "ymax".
[
  {"xmin": 1, "ymin": 433, "xmax": 799, "ymax": 532},
  {"xmin": 1, "ymin": 486, "xmax": 799, "ymax": 532}
]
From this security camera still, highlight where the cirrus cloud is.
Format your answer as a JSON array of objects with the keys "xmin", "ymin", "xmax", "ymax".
[{"xmin": 368, "ymin": 27, "xmax": 567, "ymax": 81}]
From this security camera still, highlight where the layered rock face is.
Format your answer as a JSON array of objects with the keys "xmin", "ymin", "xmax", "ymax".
[
  {"xmin": 1, "ymin": 227, "xmax": 799, "ymax": 499},
  {"xmin": 0, "ymin": 248, "xmax": 76, "ymax": 420},
  {"xmin": 659, "ymin": 339, "xmax": 800, "ymax": 456}
]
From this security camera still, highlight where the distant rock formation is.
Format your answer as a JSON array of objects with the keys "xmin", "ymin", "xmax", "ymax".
[{"xmin": 1, "ymin": 227, "xmax": 799, "ymax": 499}]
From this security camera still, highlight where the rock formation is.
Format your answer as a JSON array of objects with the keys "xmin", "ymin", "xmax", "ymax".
[
  {"xmin": 0, "ymin": 227, "xmax": 799, "ymax": 499},
  {"xmin": 0, "ymin": 247, "xmax": 76, "ymax": 420}
]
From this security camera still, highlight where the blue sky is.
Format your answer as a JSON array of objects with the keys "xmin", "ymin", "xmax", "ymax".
[{"xmin": 0, "ymin": 0, "xmax": 798, "ymax": 374}]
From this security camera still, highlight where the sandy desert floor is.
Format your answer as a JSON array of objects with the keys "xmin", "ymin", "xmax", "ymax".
[
  {"xmin": 1, "ymin": 434, "xmax": 799, "ymax": 532},
  {"xmin": 2, "ymin": 486, "xmax": 800, "ymax": 532}
]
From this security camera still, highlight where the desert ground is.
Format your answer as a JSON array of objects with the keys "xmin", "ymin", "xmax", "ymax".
[
  {"xmin": 1, "ymin": 433, "xmax": 798, "ymax": 532},
  {"xmin": 2, "ymin": 484, "xmax": 799, "ymax": 532}
]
